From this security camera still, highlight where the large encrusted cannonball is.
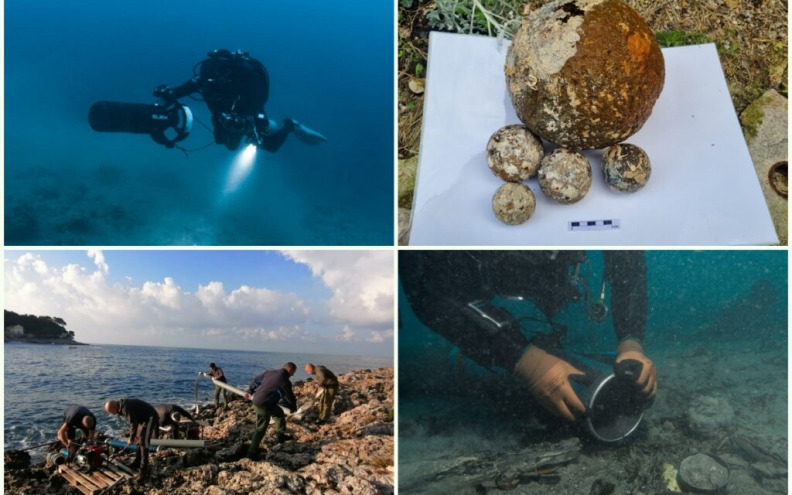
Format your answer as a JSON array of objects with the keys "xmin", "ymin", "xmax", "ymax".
[
  {"xmin": 492, "ymin": 183, "xmax": 536, "ymax": 224},
  {"xmin": 505, "ymin": 0, "xmax": 665, "ymax": 150},
  {"xmin": 602, "ymin": 143, "xmax": 651, "ymax": 192},
  {"xmin": 538, "ymin": 149, "xmax": 592, "ymax": 204},
  {"xmin": 487, "ymin": 125, "xmax": 545, "ymax": 182}
]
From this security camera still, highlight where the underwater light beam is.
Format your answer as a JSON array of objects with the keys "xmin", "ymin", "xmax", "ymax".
[{"xmin": 224, "ymin": 144, "xmax": 258, "ymax": 194}]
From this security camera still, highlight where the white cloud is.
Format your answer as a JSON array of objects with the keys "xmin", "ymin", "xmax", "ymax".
[
  {"xmin": 4, "ymin": 251, "xmax": 394, "ymax": 354},
  {"xmin": 282, "ymin": 250, "xmax": 394, "ymax": 331},
  {"xmin": 87, "ymin": 250, "xmax": 109, "ymax": 274}
]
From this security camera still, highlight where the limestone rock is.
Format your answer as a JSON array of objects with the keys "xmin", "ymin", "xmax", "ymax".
[
  {"xmin": 4, "ymin": 368, "xmax": 394, "ymax": 495},
  {"xmin": 740, "ymin": 89, "xmax": 787, "ymax": 245}
]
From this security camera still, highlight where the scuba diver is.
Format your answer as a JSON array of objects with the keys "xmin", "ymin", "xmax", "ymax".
[
  {"xmin": 89, "ymin": 49, "xmax": 327, "ymax": 152},
  {"xmin": 399, "ymin": 250, "xmax": 658, "ymax": 423}
]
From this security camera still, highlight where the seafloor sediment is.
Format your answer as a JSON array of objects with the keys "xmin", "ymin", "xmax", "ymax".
[
  {"xmin": 4, "ymin": 368, "xmax": 394, "ymax": 495},
  {"xmin": 400, "ymin": 338, "xmax": 787, "ymax": 494}
]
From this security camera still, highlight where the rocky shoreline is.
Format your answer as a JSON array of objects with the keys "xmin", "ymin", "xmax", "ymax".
[
  {"xmin": 4, "ymin": 338, "xmax": 88, "ymax": 345},
  {"xmin": 4, "ymin": 368, "xmax": 393, "ymax": 495}
]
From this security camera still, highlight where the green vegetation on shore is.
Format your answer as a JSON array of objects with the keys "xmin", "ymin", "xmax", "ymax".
[{"xmin": 4, "ymin": 310, "xmax": 81, "ymax": 344}]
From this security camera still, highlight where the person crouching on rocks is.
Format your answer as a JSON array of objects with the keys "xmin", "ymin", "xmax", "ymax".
[
  {"xmin": 57, "ymin": 406, "xmax": 97, "ymax": 461},
  {"xmin": 304, "ymin": 363, "xmax": 339, "ymax": 424},
  {"xmin": 244, "ymin": 362, "xmax": 298, "ymax": 460},
  {"xmin": 105, "ymin": 398, "xmax": 159, "ymax": 480},
  {"xmin": 154, "ymin": 404, "xmax": 199, "ymax": 439}
]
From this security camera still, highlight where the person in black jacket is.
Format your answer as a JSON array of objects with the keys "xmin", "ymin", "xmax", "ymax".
[
  {"xmin": 244, "ymin": 362, "xmax": 298, "ymax": 459},
  {"xmin": 57, "ymin": 406, "xmax": 97, "ymax": 460},
  {"xmin": 105, "ymin": 398, "xmax": 159, "ymax": 479},
  {"xmin": 400, "ymin": 250, "xmax": 657, "ymax": 422},
  {"xmin": 153, "ymin": 404, "xmax": 199, "ymax": 440}
]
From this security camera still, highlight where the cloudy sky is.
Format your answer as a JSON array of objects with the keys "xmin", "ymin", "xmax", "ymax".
[{"xmin": 4, "ymin": 250, "xmax": 394, "ymax": 357}]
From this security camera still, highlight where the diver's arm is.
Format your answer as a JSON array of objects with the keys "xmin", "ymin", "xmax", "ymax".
[
  {"xmin": 257, "ymin": 118, "xmax": 295, "ymax": 153},
  {"xmin": 154, "ymin": 78, "xmax": 201, "ymax": 103},
  {"xmin": 399, "ymin": 251, "xmax": 528, "ymax": 371},
  {"xmin": 604, "ymin": 251, "xmax": 647, "ymax": 343}
]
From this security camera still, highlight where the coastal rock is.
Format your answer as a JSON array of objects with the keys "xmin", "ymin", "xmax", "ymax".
[{"xmin": 4, "ymin": 368, "xmax": 394, "ymax": 495}]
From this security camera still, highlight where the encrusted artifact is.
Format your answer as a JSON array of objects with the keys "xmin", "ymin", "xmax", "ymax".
[
  {"xmin": 505, "ymin": 0, "xmax": 665, "ymax": 150},
  {"xmin": 538, "ymin": 148, "xmax": 592, "ymax": 204},
  {"xmin": 492, "ymin": 183, "xmax": 537, "ymax": 224},
  {"xmin": 487, "ymin": 124, "xmax": 545, "ymax": 182},
  {"xmin": 601, "ymin": 143, "xmax": 651, "ymax": 192}
]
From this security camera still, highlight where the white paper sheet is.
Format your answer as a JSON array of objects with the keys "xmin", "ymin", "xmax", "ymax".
[{"xmin": 409, "ymin": 32, "xmax": 778, "ymax": 246}]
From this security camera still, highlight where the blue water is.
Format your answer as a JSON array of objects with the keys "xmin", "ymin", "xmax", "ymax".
[
  {"xmin": 4, "ymin": 343, "xmax": 392, "ymax": 458},
  {"xmin": 4, "ymin": 0, "xmax": 393, "ymax": 246}
]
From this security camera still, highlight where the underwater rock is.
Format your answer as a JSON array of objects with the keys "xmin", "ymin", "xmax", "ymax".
[
  {"xmin": 486, "ymin": 124, "xmax": 545, "ymax": 182},
  {"xmin": 686, "ymin": 395, "xmax": 734, "ymax": 438},
  {"xmin": 505, "ymin": 0, "xmax": 664, "ymax": 150},
  {"xmin": 3, "ymin": 368, "xmax": 393, "ymax": 495},
  {"xmin": 538, "ymin": 148, "xmax": 592, "ymax": 204},
  {"xmin": 678, "ymin": 453, "xmax": 730, "ymax": 493},
  {"xmin": 492, "ymin": 183, "xmax": 537, "ymax": 224}
]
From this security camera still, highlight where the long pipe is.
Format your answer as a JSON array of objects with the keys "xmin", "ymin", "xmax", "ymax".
[
  {"xmin": 115, "ymin": 438, "xmax": 205, "ymax": 448},
  {"xmin": 199, "ymin": 372, "xmax": 247, "ymax": 398}
]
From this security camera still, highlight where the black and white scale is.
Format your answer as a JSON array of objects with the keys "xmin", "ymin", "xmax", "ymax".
[{"xmin": 568, "ymin": 219, "xmax": 620, "ymax": 231}]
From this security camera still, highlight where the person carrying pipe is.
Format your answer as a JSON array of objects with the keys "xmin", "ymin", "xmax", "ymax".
[
  {"xmin": 399, "ymin": 251, "xmax": 658, "ymax": 424},
  {"xmin": 304, "ymin": 363, "xmax": 339, "ymax": 424},
  {"xmin": 244, "ymin": 362, "xmax": 298, "ymax": 460},
  {"xmin": 209, "ymin": 363, "xmax": 229, "ymax": 410},
  {"xmin": 104, "ymin": 398, "xmax": 159, "ymax": 480},
  {"xmin": 57, "ymin": 406, "xmax": 97, "ymax": 461},
  {"xmin": 153, "ymin": 404, "xmax": 199, "ymax": 440}
]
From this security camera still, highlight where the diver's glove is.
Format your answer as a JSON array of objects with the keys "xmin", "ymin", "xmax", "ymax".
[
  {"xmin": 514, "ymin": 346, "xmax": 586, "ymax": 421},
  {"xmin": 615, "ymin": 339, "xmax": 658, "ymax": 399}
]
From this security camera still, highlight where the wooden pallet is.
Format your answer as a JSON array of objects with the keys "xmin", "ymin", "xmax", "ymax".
[{"xmin": 58, "ymin": 462, "xmax": 132, "ymax": 495}]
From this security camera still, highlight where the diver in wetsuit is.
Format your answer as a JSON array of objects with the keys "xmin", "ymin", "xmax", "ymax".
[
  {"xmin": 88, "ymin": 49, "xmax": 326, "ymax": 151},
  {"xmin": 154, "ymin": 49, "xmax": 326, "ymax": 151},
  {"xmin": 399, "ymin": 251, "xmax": 658, "ymax": 421}
]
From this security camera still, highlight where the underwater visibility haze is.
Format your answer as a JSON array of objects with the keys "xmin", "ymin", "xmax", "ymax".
[
  {"xmin": 399, "ymin": 250, "xmax": 787, "ymax": 494},
  {"xmin": 5, "ymin": 0, "xmax": 394, "ymax": 246}
]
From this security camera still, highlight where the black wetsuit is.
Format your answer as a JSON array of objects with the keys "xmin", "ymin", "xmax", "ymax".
[
  {"xmin": 153, "ymin": 404, "xmax": 197, "ymax": 439},
  {"xmin": 63, "ymin": 406, "xmax": 96, "ymax": 440},
  {"xmin": 167, "ymin": 50, "xmax": 293, "ymax": 151},
  {"xmin": 399, "ymin": 251, "xmax": 647, "ymax": 371}
]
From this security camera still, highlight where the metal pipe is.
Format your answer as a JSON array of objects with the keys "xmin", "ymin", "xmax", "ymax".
[{"xmin": 115, "ymin": 438, "xmax": 205, "ymax": 448}]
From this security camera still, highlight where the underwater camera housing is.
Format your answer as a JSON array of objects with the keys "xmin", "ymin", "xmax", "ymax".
[{"xmin": 89, "ymin": 101, "xmax": 193, "ymax": 148}]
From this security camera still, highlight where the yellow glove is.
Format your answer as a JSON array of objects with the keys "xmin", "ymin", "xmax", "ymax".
[
  {"xmin": 514, "ymin": 346, "xmax": 586, "ymax": 421},
  {"xmin": 615, "ymin": 339, "xmax": 658, "ymax": 399}
]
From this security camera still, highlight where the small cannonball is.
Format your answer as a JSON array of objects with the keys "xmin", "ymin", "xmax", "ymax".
[
  {"xmin": 601, "ymin": 143, "xmax": 651, "ymax": 193},
  {"xmin": 492, "ymin": 183, "xmax": 536, "ymax": 225},
  {"xmin": 538, "ymin": 149, "xmax": 592, "ymax": 204},
  {"xmin": 486, "ymin": 125, "xmax": 544, "ymax": 182}
]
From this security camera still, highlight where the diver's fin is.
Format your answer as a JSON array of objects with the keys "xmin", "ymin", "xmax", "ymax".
[{"xmin": 292, "ymin": 120, "xmax": 328, "ymax": 145}]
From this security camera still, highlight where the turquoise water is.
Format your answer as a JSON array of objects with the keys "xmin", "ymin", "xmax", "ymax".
[
  {"xmin": 4, "ymin": 343, "xmax": 391, "ymax": 458},
  {"xmin": 398, "ymin": 250, "xmax": 787, "ymax": 493},
  {"xmin": 5, "ymin": 1, "xmax": 393, "ymax": 245},
  {"xmin": 399, "ymin": 251, "xmax": 787, "ymax": 383}
]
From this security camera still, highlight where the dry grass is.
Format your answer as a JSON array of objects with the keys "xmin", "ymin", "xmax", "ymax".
[{"xmin": 398, "ymin": 0, "xmax": 788, "ymax": 160}]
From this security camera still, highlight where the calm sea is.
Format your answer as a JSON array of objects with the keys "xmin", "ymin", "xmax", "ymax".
[{"xmin": 4, "ymin": 343, "xmax": 391, "ymax": 459}]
